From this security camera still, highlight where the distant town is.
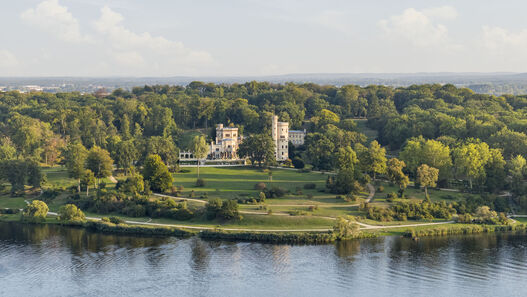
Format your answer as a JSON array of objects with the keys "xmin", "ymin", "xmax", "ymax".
[{"xmin": 3, "ymin": 72, "xmax": 527, "ymax": 95}]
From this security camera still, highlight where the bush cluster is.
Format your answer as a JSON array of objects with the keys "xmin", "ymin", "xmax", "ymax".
[
  {"xmin": 361, "ymin": 200, "xmax": 456, "ymax": 222},
  {"xmin": 69, "ymin": 190, "xmax": 197, "ymax": 221}
]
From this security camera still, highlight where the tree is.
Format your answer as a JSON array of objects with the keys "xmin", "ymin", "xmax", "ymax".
[
  {"xmin": 114, "ymin": 140, "xmax": 137, "ymax": 175},
  {"xmin": 142, "ymin": 154, "xmax": 173, "ymax": 193},
  {"xmin": 1, "ymin": 160, "xmax": 27, "ymax": 193},
  {"xmin": 386, "ymin": 158, "xmax": 410, "ymax": 197},
  {"xmin": 190, "ymin": 135, "xmax": 208, "ymax": 178},
  {"xmin": 26, "ymin": 160, "xmax": 44, "ymax": 188},
  {"xmin": 80, "ymin": 169, "xmax": 95, "ymax": 196},
  {"xmin": 400, "ymin": 137, "xmax": 452, "ymax": 181},
  {"xmin": 312, "ymin": 109, "xmax": 340, "ymax": 129},
  {"xmin": 42, "ymin": 135, "xmax": 65, "ymax": 166},
  {"xmin": 332, "ymin": 168, "xmax": 362, "ymax": 194},
  {"xmin": 143, "ymin": 136, "xmax": 179, "ymax": 167},
  {"xmin": 485, "ymin": 149, "xmax": 506, "ymax": 193},
  {"xmin": 219, "ymin": 199, "xmax": 242, "ymax": 220},
  {"xmin": 238, "ymin": 134, "xmax": 275, "ymax": 167},
  {"xmin": 453, "ymin": 142, "xmax": 491, "ymax": 189},
  {"xmin": 305, "ymin": 133, "xmax": 334, "ymax": 170},
  {"xmin": 292, "ymin": 156, "xmax": 305, "ymax": 169},
  {"xmin": 22, "ymin": 200, "xmax": 48, "ymax": 222},
  {"xmin": 85, "ymin": 146, "xmax": 113, "ymax": 187},
  {"xmin": 8, "ymin": 113, "xmax": 53, "ymax": 158},
  {"xmin": 336, "ymin": 146, "xmax": 359, "ymax": 171},
  {"xmin": 416, "ymin": 164, "xmax": 439, "ymax": 199},
  {"xmin": 206, "ymin": 198, "xmax": 223, "ymax": 220},
  {"xmin": 0, "ymin": 159, "xmax": 44, "ymax": 194},
  {"xmin": 508, "ymin": 155, "xmax": 526, "ymax": 194},
  {"xmin": 333, "ymin": 216, "xmax": 360, "ymax": 239},
  {"xmin": 0, "ymin": 137, "xmax": 16, "ymax": 161},
  {"xmin": 366, "ymin": 141, "xmax": 387, "ymax": 180},
  {"xmin": 117, "ymin": 173, "xmax": 144, "ymax": 194},
  {"xmin": 57, "ymin": 204, "xmax": 86, "ymax": 223},
  {"xmin": 63, "ymin": 142, "xmax": 88, "ymax": 192}
]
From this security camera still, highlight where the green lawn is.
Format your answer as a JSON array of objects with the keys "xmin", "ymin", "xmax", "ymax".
[
  {"xmin": 173, "ymin": 166, "xmax": 331, "ymax": 200},
  {"xmin": 0, "ymin": 197, "xmax": 26, "ymax": 209}
]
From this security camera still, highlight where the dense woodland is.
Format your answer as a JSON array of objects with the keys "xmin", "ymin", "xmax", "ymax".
[{"xmin": 3, "ymin": 82, "xmax": 527, "ymax": 216}]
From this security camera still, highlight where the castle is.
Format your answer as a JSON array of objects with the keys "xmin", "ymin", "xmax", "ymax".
[
  {"xmin": 179, "ymin": 118, "xmax": 306, "ymax": 163},
  {"xmin": 209, "ymin": 124, "xmax": 241, "ymax": 159}
]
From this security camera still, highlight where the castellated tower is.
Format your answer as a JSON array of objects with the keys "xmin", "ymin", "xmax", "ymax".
[{"xmin": 272, "ymin": 115, "xmax": 289, "ymax": 161}]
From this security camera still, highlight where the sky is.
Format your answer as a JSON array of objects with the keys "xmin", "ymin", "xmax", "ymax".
[{"xmin": 1, "ymin": 0, "xmax": 527, "ymax": 77}]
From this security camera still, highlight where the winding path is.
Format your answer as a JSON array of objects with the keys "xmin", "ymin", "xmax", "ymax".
[{"xmin": 40, "ymin": 184, "xmax": 453, "ymax": 232}]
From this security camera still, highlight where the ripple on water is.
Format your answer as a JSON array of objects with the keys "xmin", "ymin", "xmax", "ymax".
[{"xmin": 3, "ymin": 223, "xmax": 527, "ymax": 297}]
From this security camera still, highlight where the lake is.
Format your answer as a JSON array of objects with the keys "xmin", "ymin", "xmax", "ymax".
[{"xmin": 1, "ymin": 222, "xmax": 526, "ymax": 297}]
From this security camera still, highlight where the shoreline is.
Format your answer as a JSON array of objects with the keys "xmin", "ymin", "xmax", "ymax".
[{"xmin": 2, "ymin": 213, "xmax": 526, "ymax": 244}]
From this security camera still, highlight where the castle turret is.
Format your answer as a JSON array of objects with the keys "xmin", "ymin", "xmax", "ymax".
[{"xmin": 271, "ymin": 115, "xmax": 288, "ymax": 161}]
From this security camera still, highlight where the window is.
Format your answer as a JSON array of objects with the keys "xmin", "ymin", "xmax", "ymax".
[{"xmin": 226, "ymin": 134, "xmax": 230, "ymax": 137}]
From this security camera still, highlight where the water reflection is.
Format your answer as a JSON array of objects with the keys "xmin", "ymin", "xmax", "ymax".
[{"xmin": 2, "ymin": 222, "xmax": 527, "ymax": 297}]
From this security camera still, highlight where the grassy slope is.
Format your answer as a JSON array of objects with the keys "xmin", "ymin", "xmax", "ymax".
[
  {"xmin": 0, "ymin": 166, "xmax": 497, "ymax": 231},
  {"xmin": 173, "ymin": 166, "xmax": 331, "ymax": 201}
]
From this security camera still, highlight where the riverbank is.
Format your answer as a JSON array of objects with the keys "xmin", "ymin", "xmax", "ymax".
[{"xmin": 2, "ymin": 212, "xmax": 526, "ymax": 244}]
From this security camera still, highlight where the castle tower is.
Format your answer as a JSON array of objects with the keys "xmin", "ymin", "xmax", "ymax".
[{"xmin": 272, "ymin": 115, "xmax": 289, "ymax": 161}]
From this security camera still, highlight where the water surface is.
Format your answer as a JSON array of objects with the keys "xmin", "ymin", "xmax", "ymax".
[{"xmin": 1, "ymin": 222, "xmax": 526, "ymax": 296}]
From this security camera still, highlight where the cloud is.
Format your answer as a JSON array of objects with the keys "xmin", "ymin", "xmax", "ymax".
[
  {"xmin": 20, "ymin": 0, "xmax": 90, "ymax": 43},
  {"xmin": 93, "ymin": 6, "xmax": 213, "ymax": 71},
  {"xmin": 482, "ymin": 26, "xmax": 527, "ymax": 50},
  {"xmin": 379, "ymin": 6, "xmax": 458, "ymax": 48},
  {"xmin": 0, "ymin": 50, "xmax": 18, "ymax": 68}
]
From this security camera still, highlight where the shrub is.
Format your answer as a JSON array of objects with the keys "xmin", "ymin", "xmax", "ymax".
[
  {"xmin": 206, "ymin": 198, "xmax": 242, "ymax": 221},
  {"xmin": 292, "ymin": 157, "xmax": 305, "ymax": 169},
  {"xmin": 170, "ymin": 207, "xmax": 194, "ymax": 220},
  {"xmin": 386, "ymin": 192, "xmax": 397, "ymax": 202},
  {"xmin": 289, "ymin": 210, "xmax": 307, "ymax": 216},
  {"xmin": 109, "ymin": 216, "xmax": 125, "ymax": 224},
  {"xmin": 254, "ymin": 182, "xmax": 267, "ymax": 191},
  {"xmin": 295, "ymin": 187, "xmax": 303, "ymax": 195},
  {"xmin": 303, "ymin": 183, "xmax": 316, "ymax": 189},
  {"xmin": 195, "ymin": 178, "xmax": 206, "ymax": 187},
  {"xmin": 41, "ymin": 188, "xmax": 60, "ymax": 201},
  {"xmin": 344, "ymin": 194, "xmax": 358, "ymax": 202},
  {"xmin": 259, "ymin": 192, "xmax": 266, "ymax": 202},
  {"xmin": 264, "ymin": 187, "xmax": 288, "ymax": 198},
  {"xmin": 308, "ymin": 205, "xmax": 318, "ymax": 212},
  {"xmin": 22, "ymin": 200, "xmax": 48, "ymax": 223},
  {"xmin": 377, "ymin": 185, "xmax": 384, "ymax": 193},
  {"xmin": 0, "ymin": 208, "xmax": 20, "ymax": 214},
  {"xmin": 219, "ymin": 200, "xmax": 242, "ymax": 220},
  {"xmin": 57, "ymin": 204, "xmax": 86, "ymax": 223}
]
